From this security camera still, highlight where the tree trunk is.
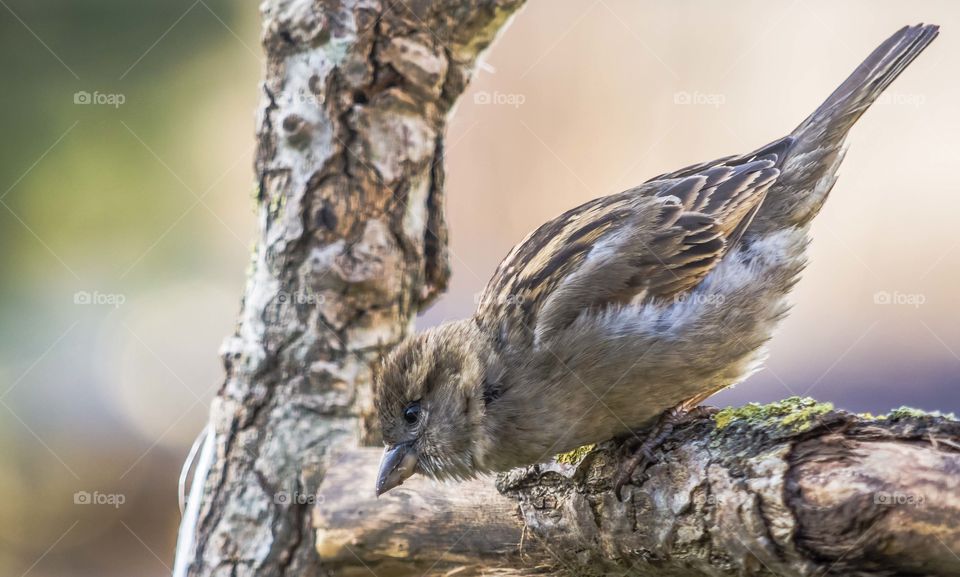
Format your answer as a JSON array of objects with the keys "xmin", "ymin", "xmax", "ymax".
[
  {"xmin": 174, "ymin": 1, "xmax": 526, "ymax": 576},
  {"xmin": 174, "ymin": 2, "xmax": 960, "ymax": 576},
  {"xmin": 313, "ymin": 403, "xmax": 960, "ymax": 576}
]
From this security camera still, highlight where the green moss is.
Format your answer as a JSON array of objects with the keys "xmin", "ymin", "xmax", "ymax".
[
  {"xmin": 555, "ymin": 444, "xmax": 596, "ymax": 466},
  {"xmin": 887, "ymin": 406, "xmax": 930, "ymax": 419},
  {"xmin": 267, "ymin": 190, "xmax": 284, "ymax": 215},
  {"xmin": 714, "ymin": 397, "xmax": 834, "ymax": 433},
  {"xmin": 713, "ymin": 401, "xmax": 955, "ymax": 435},
  {"xmin": 885, "ymin": 406, "xmax": 956, "ymax": 421}
]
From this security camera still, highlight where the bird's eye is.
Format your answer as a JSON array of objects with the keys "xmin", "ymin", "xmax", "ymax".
[{"xmin": 403, "ymin": 402, "xmax": 421, "ymax": 425}]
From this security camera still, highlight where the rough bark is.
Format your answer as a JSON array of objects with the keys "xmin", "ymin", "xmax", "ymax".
[
  {"xmin": 174, "ymin": 1, "xmax": 526, "ymax": 576},
  {"xmin": 314, "ymin": 404, "xmax": 960, "ymax": 576},
  {"xmin": 173, "ymin": 2, "xmax": 960, "ymax": 577}
]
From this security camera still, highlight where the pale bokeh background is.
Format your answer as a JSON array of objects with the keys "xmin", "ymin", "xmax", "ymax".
[{"xmin": 0, "ymin": 1, "xmax": 957, "ymax": 576}]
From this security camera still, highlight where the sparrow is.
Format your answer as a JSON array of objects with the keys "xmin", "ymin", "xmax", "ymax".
[{"xmin": 374, "ymin": 24, "xmax": 939, "ymax": 496}]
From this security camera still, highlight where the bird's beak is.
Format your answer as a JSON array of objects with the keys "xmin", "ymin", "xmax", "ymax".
[{"xmin": 376, "ymin": 442, "xmax": 418, "ymax": 496}]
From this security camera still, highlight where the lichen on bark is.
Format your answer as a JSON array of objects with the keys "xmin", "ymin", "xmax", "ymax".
[
  {"xmin": 175, "ymin": 3, "xmax": 960, "ymax": 576},
  {"xmin": 307, "ymin": 405, "xmax": 960, "ymax": 576}
]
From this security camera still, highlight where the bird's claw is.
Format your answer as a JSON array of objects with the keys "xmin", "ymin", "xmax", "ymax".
[{"xmin": 613, "ymin": 404, "xmax": 718, "ymax": 501}]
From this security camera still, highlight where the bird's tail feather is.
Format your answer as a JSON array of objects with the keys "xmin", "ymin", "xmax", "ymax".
[
  {"xmin": 747, "ymin": 24, "xmax": 938, "ymax": 234},
  {"xmin": 794, "ymin": 23, "xmax": 939, "ymax": 141}
]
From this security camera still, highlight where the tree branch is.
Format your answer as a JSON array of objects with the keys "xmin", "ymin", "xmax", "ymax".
[
  {"xmin": 314, "ymin": 400, "xmax": 960, "ymax": 576},
  {"xmin": 174, "ymin": 1, "xmax": 526, "ymax": 576},
  {"xmin": 175, "ymin": 2, "xmax": 960, "ymax": 576}
]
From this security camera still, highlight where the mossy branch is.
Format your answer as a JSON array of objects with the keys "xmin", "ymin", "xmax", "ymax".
[{"xmin": 315, "ymin": 398, "xmax": 960, "ymax": 576}]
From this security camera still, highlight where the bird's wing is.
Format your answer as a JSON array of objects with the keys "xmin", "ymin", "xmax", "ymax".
[
  {"xmin": 650, "ymin": 136, "xmax": 794, "ymax": 179},
  {"xmin": 475, "ymin": 158, "xmax": 781, "ymax": 347}
]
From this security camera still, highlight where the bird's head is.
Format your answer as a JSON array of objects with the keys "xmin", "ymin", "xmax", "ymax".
[{"xmin": 373, "ymin": 319, "xmax": 498, "ymax": 495}]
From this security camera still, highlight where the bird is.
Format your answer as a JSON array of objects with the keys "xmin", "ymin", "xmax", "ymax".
[{"xmin": 373, "ymin": 24, "xmax": 939, "ymax": 497}]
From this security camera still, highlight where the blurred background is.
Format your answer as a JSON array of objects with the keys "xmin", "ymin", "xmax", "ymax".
[{"xmin": 0, "ymin": 1, "xmax": 957, "ymax": 575}]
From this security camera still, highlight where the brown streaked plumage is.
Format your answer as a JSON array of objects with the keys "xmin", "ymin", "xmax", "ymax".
[
  {"xmin": 476, "ymin": 153, "xmax": 784, "ymax": 346},
  {"xmin": 374, "ymin": 24, "xmax": 939, "ymax": 496}
]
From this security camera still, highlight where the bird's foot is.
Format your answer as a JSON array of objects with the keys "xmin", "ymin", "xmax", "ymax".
[{"xmin": 613, "ymin": 404, "xmax": 718, "ymax": 500}]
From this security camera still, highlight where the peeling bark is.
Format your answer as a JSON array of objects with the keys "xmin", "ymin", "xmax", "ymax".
[
  {"xmin": 174, "ymin": 2, "xmax": 960, "ymax": 576},
  {"xmin": 314, "ymin": 409, "xmax": 960, "ymax": 576},
  {"xmin": 174, "ymin": 1, "xmax": 526, "ymax": 576}
]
